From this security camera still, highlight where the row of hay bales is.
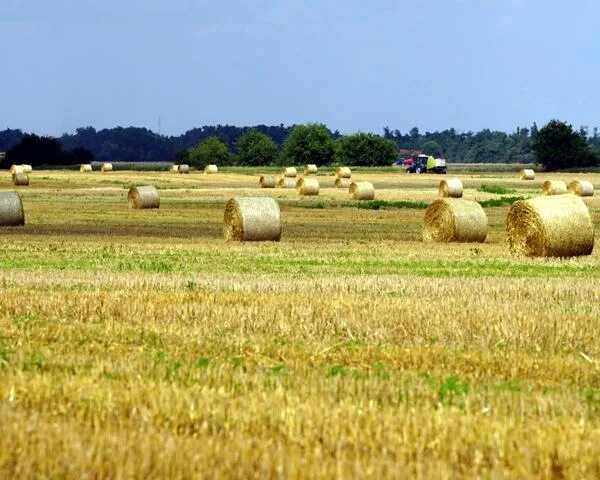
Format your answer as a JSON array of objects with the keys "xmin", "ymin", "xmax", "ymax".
[
  {"xmin": 438, "ymin": 178, "xmax": 594, "ymax": 198},
  {"xmin": 259, "ymin": 173, "xmax": 375, "ymax": 200}
]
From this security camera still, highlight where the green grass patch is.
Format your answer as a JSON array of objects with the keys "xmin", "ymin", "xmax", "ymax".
[
  {"xmin": 478, "ymin": 184, "xmax": 517, "ymax": 195},
  {"xmin": 478, "ymin": 196, "xmax": 525, "ymax": 208},
  {"xmin": 346, "ymin": 200, "xmax": 429, "ymax": 210}
]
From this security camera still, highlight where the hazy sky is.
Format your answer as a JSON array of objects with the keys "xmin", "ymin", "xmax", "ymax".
[{"xmin": 1, "ymin": 0, "xmax": 598, "ymax": 136}]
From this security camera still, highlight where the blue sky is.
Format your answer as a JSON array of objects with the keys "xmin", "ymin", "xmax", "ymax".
[{"xmin": 1, "ymin": 0, "xmax": 598, "ymax": 136}]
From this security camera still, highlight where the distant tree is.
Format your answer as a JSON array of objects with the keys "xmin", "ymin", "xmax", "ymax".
[
  {"xmin": 188, "ymin": 136, "xmax": 231, "ymax": 169},
  {"xmin": 173, "ymin": 148, "xmax": 191, "ymax": 164},
  {"xmin": 236, "ymin": 130, "xmax": 278, "ymax": 166},
  {"xmin": 420, "ymin": 140, "xmax": 442, "ymax": 157},
  {"xmin": 71, "ymin": 147, "xmax": 94, "ymax": 164},
  {"xmin": 533, "ymin": 120, "xmax": 598, "ymax": 170},
  {"xmin": 282, "ymin": 123, "xmax": 335, "ymax": 166},
  {"xmin": 335, "ymin": 132, "xmax": 398, "ymax": 166},
  {"xmin": 6, "ymin": 134, "xmax": 74, "ymax": 166}
]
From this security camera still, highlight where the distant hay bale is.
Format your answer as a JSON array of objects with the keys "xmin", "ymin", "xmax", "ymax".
[
  {"xmin": 0, "ymin": 191, "xmax": 25, "ymax": 226},
  {"xmin": 283, "ymin": 167, "xmax": 297, "ymax": 177},
  {"xmin": 349, "ymin": 181, "xmax": 375, "ymax": 200},
  {"xmin": 21, "ymin": 165, "xmax": 32, "ymax": 173},
  {"xmin": 204, "ymin": 164, "xmax": 218, "ymax": 174},
  {"xmin": 304, "ymin": 164, "xmax": 318, "ymax": 175},
  {"xmin": 506, "ymin": 194, "xmax": 594, "ymax": 257},
  {"xmin": 542, "ymin": 180, "xmax": 567, "ymax": 196},
  {"xmin": 439, "ymin": 178, "xmax": 463, "ymax": 198},
  {"xmin": 336, "ymin": 166, "xmax": 351, "ymax": 178},
  {"xmin": 296, "ymin": 177, "xmax": 320, "ymax": 196},
  {"xmin": 277, "ymin": 177, "xmax": 296, "ymax": 188},
  {"xmin": 100, "ymin": 163, "xmax": 113, "ymax": 172},
  {"xmin": 335, "ymin": 178, "xmax": 351, "ymax": 188},
  {"xmin": 423, "ymin": 199, "xmax": 487, "ymax": 243},
  {"xmin": 80, "ymin": 164, "xmax": 93, "ymax": 172},
  {"xmin": 9, "ymin": 165, "xmax": 23, "ymax": 175},
  {"xmin": 0, "ymin": 152, "xmax": 5, "ymax": 160},
  {"xmin": 520, "ymin": 169, "xmax": 535, "ymax": 180},
  {"xmin": 568, "ymin": 180, "xmax": 594, "ymax": 197},
  {"xmin": 128, "ymin": 185, "xmax": 160, "ymax": 209},
  {"xmin": 259, "ymin": 175, "xmax": 276, "ymax": 188},
  {"xmin": 178, "ymin": 164, "xmax": 190, "ymax": 174},
  {"xmin": 170, "ymin": 165, "xmax": 179, "ymax": 173},
  {"xmin": 224, "ymin": 197, "xmax": 281, "ymax": 242},
  {"xmin": 12, "ymin": 172, "xmax": 29, "ymax": 186}
]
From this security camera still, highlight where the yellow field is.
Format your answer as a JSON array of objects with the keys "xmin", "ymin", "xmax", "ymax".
[{"xmin": 0, "ymin": 168, "xmax": 599, "ymax": 478}]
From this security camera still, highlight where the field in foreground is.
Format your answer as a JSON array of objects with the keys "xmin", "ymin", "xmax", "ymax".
[{"xmin": 1, "ymin": 167, "xmax": 599, "ymax": 479}]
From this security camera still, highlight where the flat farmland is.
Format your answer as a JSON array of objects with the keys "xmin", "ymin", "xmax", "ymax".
[{"xmin": 1, "ymin": 167, "xmax": 599, "ymax": 479}]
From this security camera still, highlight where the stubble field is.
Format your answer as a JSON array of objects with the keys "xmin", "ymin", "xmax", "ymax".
[{"xmin": 0, "ymin": 167, "xmax": 599, "ymax": 479}]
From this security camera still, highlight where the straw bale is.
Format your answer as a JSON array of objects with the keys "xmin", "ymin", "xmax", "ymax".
[
  {"xmin": 423, "ymin": 198, "xmax": 487, "ymax": 243},
  {"xmin": 520, "ymin": 169, "xmax": 535, "ymax": 180},
  {"xmin": 0, "ymin": 191, "xmax": 25, "ymax": 226},
  {"xmin": 170, "ymin": 165, "xmax": 179, "ymax": 172},
  {"xmin": 224, "ymin": 197, "xmax": 281, "ymax": 242},
  {"xmin": 283, "ymin": 167, "xmax": 297, "ymax": 177},
  {"xmin": 21, "ymin": 165, "xmax": 32, "ymax": 173},
  {"xmin": 128, "ymin": 185, "xmax": 160, "ymax": 209},
  {"xmin": 13, "ymin": 172, "xmax": 29, "ymax": 186},
  {"xmin": 568, "ymin": 180, "xmax": 594, "ymax": 197},
  {"xmin": 205, "ymin": 164, "xmax": 218, "ymax": 174},
  {"xmin": 349, "ymin": 181, "xmax": 375, "ymax": 200},
  {"xmin": 542, "ymin": 180, "xmax": 567, "ymax": 196},
  {"xmin": 304, "ymin": 164, "xmax": 318, "ymax": 175},
  {"xmin": 296, "ymin": 177, "xmax": 320, "ymax": 196},
  {"xmin": 506, "ymin": 194, "xmax": 594, "ymax": 257},
  {"xmin": 80, "ymin": 164, "xmax": 93, "ymax": 172},
  {"xmin": 335, "ymin": 178, "xmax": 351, "ymax": 188},
  {"xmin": 277, "ymin": 177, "xmax": 296, "ymax": 188},
  {"xmin": 9, "ymin": 165, "xmax": 23, "ymax": 175},
  {"xmin": 100, "ymin": 163, "xmax": 113, "ymax": 172},
  {"xmin": 336, "ymin": 166, "xmax": 351, "ymax": 178},
  {"xmin": 439, "ymin": 178, "xmax": 463, "ymax": 198},
  {"xmin": 259, "ymin": 175, "xmax": 276, "ymax": 188},
  {"xmin": 178, "ymin": 164, "xmax": 190, "ymax": 174}
]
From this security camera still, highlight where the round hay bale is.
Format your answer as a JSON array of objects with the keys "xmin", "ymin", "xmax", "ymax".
[
  {"xmin": 336, "ymin": 166, "xmax": 351, "ymax": 178},
  {"xmin": 335, "ymin": 178, "xmax": 351, "ymax": 189},
  {"xmin": 542, "ymin": 180, "xmax": 567, "ymax": 196},
  {"xmin": 9, "ymin": 165, "xmax": 23, "ymax": 175},
  {"xmin": 304, "ymin": 164, "xmax": 318, "ymax": 175},
  {"xmin": 568, "ymin": 180, "xmax": 594, "ymax": 197},
  {"xmin": 205, "ymin": 164, "xmax": 218, "ymax": 174},
  {"xmin": 170, "ymin": 165, "xmax": 179, "ymax": 173},
  {"xmin": 423, "ymin": 199, "xmax": 487, "ymax": 243},
  {"xmin": 21, "ymin": 165, "xmax": 32, "ymax": 173},
  {"xmin": 0, "ymin": 191, "xmax": 25, "ymax": 226},
  {"xmin": 283, "ymin": 167, "xmax": 297, "ymax": 177},
  {"xmin": 178, "ymin": 164, "xmax": 190, "ymax": 174},
  {"xmin": 506, "ymin": 194, "xmax": 594, "ymax": 257},
  {"xmin": 259, "ymin": 175, "xmax": 276, "ymax": 188},
  {"xmin": 13, "ymin": 172, "xmax": 29, "ymax": 186},
  {"xmin": 100, "ymin": 163, "xmax": 113, "ymax": 172},
  {"xmin": 128, "ymin": 185, "xmax": 160, "ymax": 209},
  {"xmin": 439, "ymin": 178, "xmax": 463, "ymax": 198},
  {"xmin": 520, "ymin": 169, "xmax": 535, "ymax": 180},
  {"xmin": 80, "ymin": 164, "xmax": 93, "ymax": 172},
  {"xmin": 296, "ymin": 177, "xmax": 320, "ymax": 196},
  {"xmin": 224, "ymin": 197, "xmax": 281, "ymax": 242},
  {"xmin": 349, "ymin": 181, "xmax": 375, "ymax": 200},
  {"xmin": 277, "ymin": 177, "xmax": 296, "ymax": 189}
]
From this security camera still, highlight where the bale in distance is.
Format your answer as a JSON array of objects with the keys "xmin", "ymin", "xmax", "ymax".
[
  {"xmin": 283, "ymin": 167, "xmax": 297, "ymax": 177},
  {"xmin": 170, "ymin": 165, "xmax": 179, "ymax": 173},
  {"xmin": 21, "ymin": 165, "xmax": 33, "ymax": 173},
  {"xmin": 336, "ymin": 166, "xmax": 351, "ymax": 178},
  {"xmin": 568, "ymin": 180, "xmax": 594, "ymax": 197},
  {"xmin": 259, "ymin": 175, "xmax": 276, "ymax": 188},
  {"xmin": 80, "ymin": 164, "xmax": 93, "ymax": 172},
  {"xmin": 423, "ymin": 199, "xmax": 487, "ymax": 243},
  {"xmin": 224, "ymin": 197, "xmax": 281, "ymax": 242},
  {"xmin": 100, "ymin": 163, "xmax": 113, "ymax": 172},
  {"xmin": 349, "ymin": 181, "xmax": 375, "ymax": 200},
  {"xmin": 542, "ymin": 180, "xmax": 567, "ymax": 196},
  {"xmin": 439, "ymin": 178, "xmax": 463, "ymax": 198},
  {"xmin": 128, "ymin": 185, "xmax": 160, "ymax": 209},
  {"xmin": 204, "ymin": 164, "xmax": 218, "ymax": 174},
  {"xmin": 520, "ymin": 169, "xmax": 535, "ymax": 180},
  {"xmin": 335, "ymin": 178, "xmax": 351, "ymax": 189},
  {"xmin": 506, "ymin": 194, "xmax": 594, "ymax": 257},
  {"xmin": 13, "ymin": 172, "xmax": 29, "ymax": 186},
  {"xmin": 178, "ymin": 164, "xmax": 190, "ymax": 174},
  {"xmin": 277, "ymin": 177, "xmax": 296, "ymax": 189},
  {"xmin": 0, "ymin": 191, "xmax": 25, "ymax": 226},
  {"xmin": 304, "ymin": 164, "xmax": 318, "ymax": 175},
  {"xmin": 9, "ymin": 165, "xmax": 23, "ymax": 175},
  {"xmin": 296, "ymin": 177, "xmax": 320, "ymax": 196}
]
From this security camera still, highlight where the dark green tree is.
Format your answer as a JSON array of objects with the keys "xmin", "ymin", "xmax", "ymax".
[
  {"xmin": 335, "ymin": 132, "xmax": 398, "ymax": 166},
  {"xmin": 71, "ymin": 147, "xmax": 94, "ymax": 164},
  {"xmin": 188, "ymin": 136, "xmax": 231, "ymax": 169},
  {"xmin": 420, "ymin": 140, "xmax": 442, "ymax": 157},
  {"xmin": 7, "ymin": 134, "xmax": 74, "ymax": 166},
  {"xmin": 236, "ymin": 130, "xmax": 278, "ymax": 166},
  {"xmin": 282, "ymin": 123, "xmax": 335, "ymax": 166},
  {"xmin": 533, "ymin": 120, "xmax": 598, "ymax": 170}
]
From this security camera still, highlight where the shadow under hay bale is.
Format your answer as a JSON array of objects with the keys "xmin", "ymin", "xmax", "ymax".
[
  {"xmin": 336, "ymin": 166, "xmax": 351, "ymax": 178},
  {"xmin": 100, "ymin": 163, "xmax": 113, "ymax": 172},
  {"xmin": 542, "ymin": 180, "xmax": 567, "ymax": 196},
  {"xmin": 439, "ymin": 179, "xmax": 463, "ymax": 198},
  {"xmin": 568, "ymin": 180, "xmax": 594, "ymax": 197},
  {"xmin": 296, "ymin": 177, "xmax": 319, "ymax": 196},
  {"xmin": 506, "ymin": 194, "xmax": 594, "ymax": 257},
  {"xmin": 350, "ymin": 181, "xmax": 375, "ymax": 200},
  {"xmin": 277, "ymin": 177, "xmax": 296, "ymax": 188},
  {"xmin": 80, "ymin": 164, "xmax": 93, "ymax": 172},
  {"xmin": 205, "ymin": 164, "xmax": 218, "ymax": 174},
  {"xmin": 282, "ymin": 167, "xmax": 297, "ymax": 177},
  {"xmin": 259, "ymin": 175, "xmax": 276, "ymax": 188},
  {"xmin": 423, "ymin": 199, "xmax": 487, "ymax": 243},
  {"xmin": 304, "ymin": 164, "xmax": 318, "ymax": 175},
  {"xmin": 13, "ymin": 172, "xmax": 29, "ymax": 186},
  {"xmin": 0, "ymin": 191, "xmax": 25, "ymax": 226},
  {"xmin": 224, "ymin": 197, "xmax": 281, "ymax": 242},
  {"xmin": 128, "ymin": 185, "xmax": 160, "ymax": 209},
  {"xmin": 520, "ymin": 169, "xmax": 535, "ymax": 180}
]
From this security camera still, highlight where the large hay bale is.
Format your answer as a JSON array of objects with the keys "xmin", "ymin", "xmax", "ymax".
[
  {"xmin": 506, "ymin": 194, "xmax": 594, "ymax": 257},
  {"xmin": 542, "ymin": 180, "xmax": 567, "ymax": 196},
  {"xmin": 259, "ymin": 175, "xmax": 276, "ymax": 188},
  {"xmin": 9, "ymin": 165, "xmax": 23, "ymax": 175},
  {"xmin": 205, "ymin": 164, "xmax": 218, "ymax": 174},
  {"xmin": 178, "ymin": 164, "xmax": 190, "ymax": 174},
  {"xmin": 128, "ymin": 185, "xmax": 160, "ymax": 209},
  {"xmin": 224, "ymin": 197, "xmax": 281, "ymax": 242},
  {"xmin": 277, "ymin": 177, "xmax": 296, "ymax": 188},
  {"xmin": 80, "ymin": 164, "xmax": 93, "ymax": 172},
  {"xmin": 520, "ymin": 169, "xmax": 535, "ymax": 180},
  {"xmin": 101, "ymin": 163, "xmax": 113, "ymax": 172},
  {"xmin": 21, "ymin": 164, "xmax": 33, "ymax": 173},
  {"xmin": 336, "ymin": 166, "xmax": 351, "ymax": 178},
  {"xmin": 423, "ymin": 199, "xmax": 487, "ymax": 243},
  {"xmin": 568, "ymin": 180, "xmax": 594, "ymax": 197},
  {"xmin": 304, "ymin": 164, "xmax": 318, "ymax": 175},
  {"xmin": 13, "ymin": 172, "xmax": 29, "ymax": 186},
  {"xmin": 335, "ymin": 178, "xmax": 351, "ymax": 188},
  {"xmin": 170, "ymin": 165, "xmax": 179, "ymax": 173},
  {"xmin": 0, "ymin": 191, "xmax": 25, "ymax": 226},
  {"xmin": 296, "ymin": 177, "xmax": 320, "ymax": 196},
  {"xmin": 349, "ymin": 181, "xmax": 375, "ymax": 200},
  {"xmin": 439, "ymin": 178, "xmax": 463, "ymax": 198},
  {"xmin": 283, "ymin": 167, "xmax": 297, "ymax": 177}
]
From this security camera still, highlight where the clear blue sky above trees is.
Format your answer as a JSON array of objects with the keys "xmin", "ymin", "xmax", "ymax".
[{"xmin": 1, "ymin": 0, "xmax": 599, "ymax": 136}]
